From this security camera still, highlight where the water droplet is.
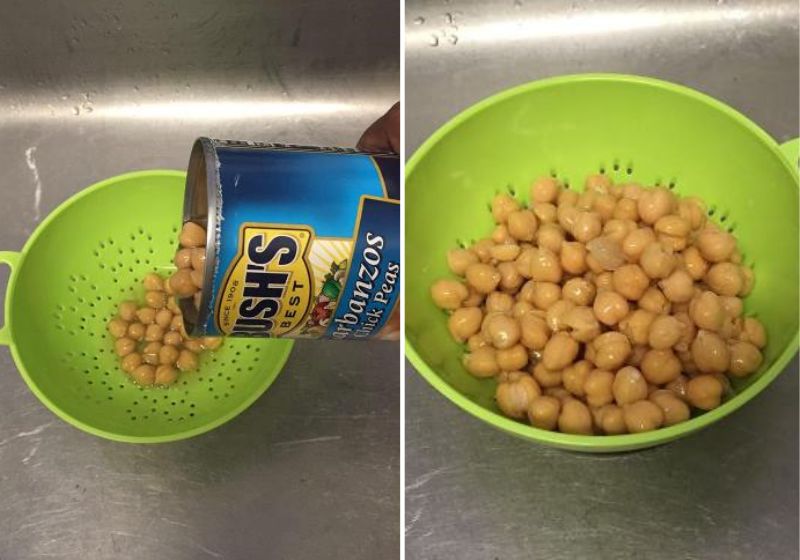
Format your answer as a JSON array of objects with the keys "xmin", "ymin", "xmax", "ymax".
[
  {"xmin": 133, "ymin": 85, "xmax": 140, "ymax": 92},
  {"xmin": 429, "ymin": 34, "xmax": 440, "ymax": 46},
  {"xmin": 448, "ymin": 34, "xmax": 459, "ymax": 45},
  {"xmin": 84, "ymin": 105, "xmax": 93, "ymax": 113},
  {"xmin": 413, "ymin": 16, "xmax": 425, "ymax": 25},
  {"xmin": 246, "ymin": 84, "xmax": 253, "ymax": 91},
  {"xmin": 444, "ymin": 12, "xmax": 454, "ymax": 24},
  {"xmin": 60, "ymin": 93, "xmax": 69, "ymax": 100},
  {"xmin": 72, "ymin": 106, "xmax": 80, "ymax": 116}
]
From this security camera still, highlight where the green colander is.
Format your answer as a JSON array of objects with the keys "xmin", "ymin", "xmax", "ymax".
[
  {"xmin": 0, "ymin": 170, "xmax": 293, "ymax": 443},
  {"xmin": 405, "ymin": 74, "xmax": 799, "ymax": 453}
]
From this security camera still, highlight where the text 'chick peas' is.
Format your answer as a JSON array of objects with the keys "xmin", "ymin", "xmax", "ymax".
[{"xmin": 431, "ymin": 172, "xmax": 766, "ymax": 435}]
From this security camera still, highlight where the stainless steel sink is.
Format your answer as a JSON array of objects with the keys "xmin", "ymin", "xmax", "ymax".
[
  {"xmin": 0, "ymin": 2, "xmax": 399, "ymax": 559},
  {"xmin": 405, "ymin": 1, "xmax": 798, "ymax": 559}
]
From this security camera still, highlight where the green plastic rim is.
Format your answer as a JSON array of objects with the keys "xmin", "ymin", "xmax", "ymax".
[
  {"xmin": 1, "ymin": 170, "xmax": 294, "ymax": 443},
  {"xmin": 405, "ymin": 73, "xmax": 799, "ymax": 452}
]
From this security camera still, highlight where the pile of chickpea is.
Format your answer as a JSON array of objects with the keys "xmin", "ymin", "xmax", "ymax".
[
  {"xmin": 431, "ymin": 174, "xmax": 767, "ymax": 435},
  {"xmin": 167, "ymin": 221, "xmax": 208, "ymax": 307}
]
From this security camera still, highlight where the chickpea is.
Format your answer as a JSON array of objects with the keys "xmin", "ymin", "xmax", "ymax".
[
  {"xmin": 620, "ymin": 182, "xmax": 644, "ymax": 200},
  {"xmin": 527, "ymin": 396, "xmax": 561, "ymax": 430},
  {"xmin": 447, "ymin": 248, "xmax": 478, "ymax": 276},
  {"xmin": 621, "ymin": 227, "xmax": 656, "ymax": 263},
  {"xmin": 648, "ymin": 315, "xmax": 683, "ymax": 349},
  {"xmin": 696, "ymin": 228, "xmax": 736, "ymax": 263},
  {"xmin": 677, "ymin": 197, "xmax": 706, "ymax": 230},
  {"xmin": 557, "ymin": 204, "xmax": 580, "ymax": 233},
  {"xmin": 593, "ymin": 194, "xmax": 617, "ymax": 221},
  {"xmin": 480, "ymin": 313, "xmax": 518, "ymax": 349},
  {"xmin": 542, "ymin": 332, "xmax": 579, "ymax": 370},
  {"xmin": 131, "ymin": 364, "xmax": 156, "ymax": 386},
  {"xmin": 640, "ymin": 243, "xmax": 676, "ymax": 279},
  {"xmin": 180, "ymin": 221, "xmax": 206, "ymax": 248},
  {"xmin": 531, "ymin": 177, "xmax": 561, "ymax": 203},
  {"xmin": 506, "ymin": 210, "xmax": 537, "ymax": 242},
  {"xmin": 602, "ymin": 219, "xmax": 635, "ymax": 243},
  {"xmin": 127, "ymin": 322, "xmax": 145, "ymax": 341},
  {"xmin": 563, "ymin": 306, "xmax": 601, "ymax": 343},
  {"xmin": 495, "ymin": 371, "xmax": 542, "ymax": 419},
  {"xmin": 573, "ymin": 212, "xmax": 602, "ymax": 243},
  {"xmin": 740, "ymin": 317, "xmax": 767, "ymax": 348},
  {"xmin": 497, "ymin": 262, "xmax": 523, "ymax": 292},
  {"xmin": 169, "ymin": 314, "xmax": 184, "ymax": 333},
  {"xmin": 686, "ymin": 374, "xmax": 724, "ymax": 410},
  {"xmin": 166, "ymin": 296, "xmax": 180, "ymax": 314},
  {"xmin": 183, "ymin": 338, "xmax": 205, "ymax": 353},
  {"xmin": 623, "ymin": 400, "xmax": 664, "ymax": 433},
  {"xmin": 728, "ymin": 341, "xmax": 763, "ymax": 377},
  {"xmin": 674, "ymin": 312, "xmax": 696, "ymax": 354},
  {"xmin": 591, "ymin": 332, "xmax": 631, "ymax": 370},
  {"xmin": 613, "ymin": 366, "xmax": 648, "ymax": 405},
  {"xmin": 613, "ymin": 198, "xmax": 639, "ymax": 221},
  {"xmin": 463, "ymin": 348, "xmax": 499, "ymax": 378},
  {"xmin": 485, "ymin": 292, "xmax": 514, "ymax": 313},
  {"xmin": 559, "ymin": 242, "xmax": 587, "ymax": 275},
  {"xmin": 688, "ymin": 291, "xmax": 724, "ymax": 332},
  {"xmin": 529, "ymin": 282, "xmax": 560, "ymax": 310},
  {"xmin": 176, "ymin": 349, "xmax": 199, "ymax": 372},
  {"xmin": 190, "ymin": 268, "xmax": 205, "ymax": 290},
  {"xmin": 532, "ymin": 202, "xmax": 558, "ymax": 223},
  {"xmin": 593, "ymin": 271, "xmax": 614, "ymax": 292},
  {"xmin": 471, "ymin": 238, "xmax": 495, "ymax": 262},
  {"xmin": 144, "ymin": 290, "xmax": 166, "ymax": 310},
  {"xmin": 145, "ymin": 324, "xmax": 165, "ymax": 343},
  {"xmin": 682, "ymin": 246, "xmax": 709, "ymax": 280},
  {"xmin": 491, "ymin": 193, "xmax": 520, "ymax": 223},
  {"xmin": 739, "ymin": 265, "xmax": 754, "ymax": 296},
  {"xmin": 637, "ymin": 187, "xmax": 674, "ymax": 225},
  {"xmin": 584, "ymin": 369, "xmax": 615, "ymax": 408},
  {"xmin": 107, "ymin": 318, "xmax": 129, "ymax": 339},
  {"xmin": 654, "ymin": 215, "xmax": 690, "ymax": 238},
  {"xmin": 164, "ymin": 278, "xmax": 175, "ymax": 296},
  {"xmin": 532, "ymin": 362, "xmax": 563, "ymax": 388},
  {"xmin": 558, "ymin": 189, "xmax": 579, "ymax": 207},
  {"xmin": 627, "ymin": 345, "xmax": 648, "ymax": 368},
  {"xmin": 430, "ymin": 279, "xmax": 469, "ymax": 309},
  {"xmin": 558, "ymin": 399, "xmax": 593, "ymax": 435},
  {"xmin": 577, "ymin": 190, "xmax": 598, "ymax": 211},
  {"xmin": 677, "ymin": 349, "xmax": 699, "ymax": 376},
  {"xmin": 120, "ymin": 352, "xmax": 142, "ymax": 374},
  {"xmin": 638, "ymin": 287, "xmax": 671, "ymax": 314},
  {"xmin": 519, "ymin": 314, "xmax": 549, "ymax": 350},
  {"xmin": 155, "ymin": 308, "xmax": 173, "ymax": 329},
  {"xmin": 511, "ymin": 302, "xmax": 532, "ymax": 320},
  {"xmin": 645, "ymin": 390, "xmax": 690, "ymax": 426},
  {"xmin": 640, "ymin": 348, "xmax": 681, "ymax": 384},
  {"xmin": 691, "ymin": 330, "xmax": 730, "ymax": 374},
  {"xmin": 135, "ymin": 307, "xmax": 156, "ymax": 325},
  {"xmin": 157, "ymin": 344, "xmax": 180, "ymax": 366},
  {"xmin": 562, "ymin": 360, "xmax": 592, "ymax": 397},
  {"xmin": 585, "ymin": 173, "xmax": 612, "ymax": 193},
  {"xmin": 611, "ymin": 264, "xmax": 649, "ymax": 301},
  {"xmin": 586, "ymin": 236, "xmax": 626, "ymax": 271},
  {"xmin": 659, "ymin": 270, "xmax": 695, "ymax": 303},
  {"xmin": 153, "ymin": 364, "xmax": 178, "ymax": 386},
  {"xmin": 496, "ymin": 344, "xmax": 529, "ymax": 371},
  {"xmin": 619, "ymin": 309, "xmax": 656, "ymax": 346},
  {"xmin": 491, "ymin": 224, "xmax": 512, "ymax": 245},
  {"xmin": 466, "ymin": 264, "xmax": 502, "ymax": 294},
  {"xmin": 585, "ymin": 254, "xmax": 605, "ymax": 275},
  {"xmin": 529, "ymin": 248, "xmax": 563, "ymax": 283},
  {"xmin": 597, "ymin": 404, "xmax": 627, "ymax": 434},
  {"xmin": 142, "ymin": 272, "xmax": 164, "ymax": 291},
  {"xmin": 593, "ymin": 291, "xmax": 629, "ymax": 326},
  {"xmin": 562, "ymin": 278, "xmax": 596, "ymax": 306},
  {"xmin": 544, "ymin": 386, "xmax": 571, "ymax": 402},
  {"xmin": 448, "ymin": 307, "xmax": 483, "ymax": 342},
  {"xmin": 142, "ymin": 341, "xmax": 162, "ymax": 365},
  {"xmin": 169, "ymin": 268, "xmax": 198, "ymax": 297},
  {"xmin": 720, "ymin": 296, "xmax": 743, "ymax": 318},
  {"xmin": 718, "ymin": 314, "xmax": 743, "ymax": 340},
  {"xmin": 546, "ymin": 299, "xmax": 575, "ymax": 332},
  {"xmin": 467, "ymin": 334, "xmax": 490, "ymax": 352},
  {"xmin": 118, "ymin": 301, "xmax": 138, "ymax": 322},
  {"xmin": 463, "ymin": 287, "xmax": 485, "ymax": 307},
  {"xmin": 665, "ymin": 374, "xmax": 690, "ymax": 401},
  {"xmin": 174, "ymin": 248, "xmax": 193, "ymax": 269},
  {"xmin": 536, "ymin": 224, "xmax": 565, "ymax": 253}
]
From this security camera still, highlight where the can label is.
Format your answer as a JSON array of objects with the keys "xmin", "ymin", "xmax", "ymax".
[{"xmin": 197, "ymin": 140, "xmax": 399, "ymax": 341}]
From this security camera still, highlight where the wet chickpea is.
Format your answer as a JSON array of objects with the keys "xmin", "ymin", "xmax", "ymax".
[
  {"xmin": 176, "ymin": 349, "xmax": 199, "ymax": 372},
  {"xmin": 481, "ymin": 312, "xmax": 520, "ymax": 350},
  {"xmin": 674, "ymin": 312, "xmax": 696, "ymax": 350},
  {"xmin": 448, "ymin": 307, "xmax": 483, "ymax": 343},
  {"xmin": 183, "ymin": 338, "xmax": 205, "ymax": 353},
  {"xmin": 190, "ymin": 247, "xmax": 206, "ymax": 270},
  {"xmin": 485, "ymin": 292, "xmax": 514, "ymax": 313},
  {"xmin": 466, "ymin": 263, "xmax": 502, "ymax": 294},
  {"xmin": 512, "ymin": 301, "xmax": 534, "ymax": 319},
  {"xmin": 560, "ymin": 242, "xmax": 587, "ymax": 275},
  {"xmin": 532, "ymin": 362, "xmax": 563, "ymax": 388},
  {"xmin": 180, "ymin": 221, "xmax": 206, "ymax": 248},
  {"xmin": 471, "ymin": 238, "xmax": 495, "ymax": 262},
  {"xmin": 519, "ymin": 314, "xmax": 549, "ymax": 351},
  {"xmin": 572, "ymin": 211, "xmax": 602, "ymax": 243},
  {"xmin": 640, "ymin": 348, "xmax": 681, "ymax": 384},
  {"xmin": 627, "ymin": 345, "xmax": 648, "ymax": 368},
  {"xmin": 497, "ymin": 344, "xmax": 530, "ymax": 372},
  {"xmin": 591, "ymin": 332, "xmax": 631, "ymax": 370},
  {"xmin": 659, "ymin": 270, "xmax": 694, "ymax": 303},
  {"xmin": 489, "ymin": 194, "xmax": 519, "ymax": 225},
  {"xmin": 154, "ymin": 364, "xmax": 178, "ymax": 386},
  {"xmin": 546, "ymin": 299, "xmax": 575, "ymax": 332},
  {"xmin": 640, "ymin": 243, "xmax": 676, "ymax": 279},
  {"xmin": 527, "ymin": 396, "xmax": 561, "ymax": 430},
  {"xmin": 638, "ymin": 287, "xmax": 671, "ymax": 314},
  {"xmin": 691, "ymin": 330, "xmax": 730, "ymax": 374},
  {"xmin": 145, "ymin": 324, "xmax": 165, "ymax": 343},
  {"xmin": 529, "ymin": 248, "xmax": 563, "ymax": 283},
  {"xmin": 739, "ymin": 265, "xmax": 754, "ymax": 296},
  {"xmin": 467, "ymin": 334, "xmax": 490, "ymax": 352},
  {"xmin": 562, "ymin": 360, "xmax": 592, "ymax": 397},
  {"xmin": 654, "ymin": 215, "xmax": 690, "ymax": 238},
  {"xmin": 132, "ymin": 364, "xmax": 156, "ymax": 386},
  {"xmin": 623, "ymin": 400, "xmax": 664, "ymax": 433},
  {"xmin": 649, "ymin": 390, "xmax": 691, "ymax": 426},
  {"xmin": 585, "ymin": 173, "xmax": 612, "ymax": 193},
  {"xmin": 544, "ymin": 386, "xmax": 571, "ymax": 402},
  {"xmin": 447, "ymin": 248, "xmax": 479, "ymax": 276},
  {"xmin": 665, "ymin": 374, "xmax": 689, "ymax": 401},
  {"xmin": 536, "ymin": 224, "xmax": 565, "ymax": 254},
  {"xmin": 561, "ymin": 278, "xmax": 595, "ymax": 306},
  {"xmin": 686, "ymin": 374, "xmax": 724, "ymax": 410},
  {"xmin": 430, "ymin": 279, "xmax": 469, "ymax": 309},
  {"xmin": 118, "ymin": 301, "xmax": 138, "ymax": 321},
  {"xmin": 677, "ymin": 349, "xmax": 699, "ymax": 376},
  {"xmin": 542, "ymin": 332, "xmax": 579, "ymax": 370},
  {"xmin": 619, "ymin": 309, "xmax": 656, "ymax": 346},
  {"xmin": 682, "ymin": 246, "xmax": 709, "ymax": 280},
  {"xmin": 121, "ymin": 352, "xmax": 142, "ymax": 374},
  {"xmin": 558, "ymin": 189, "xmax": 579, "ymax": 207},
  {"xmin": 602, "ymin": 219, "xmax": 635, "ymax": 243},
  {"xmin": 136, "ymin": 307, "xmax": 156, "ymax": 325},
  {"xmin": 531, "ymin": 282, "xmax": 561, "ymax": 310},
  {"xmin": 532, "ymin": 202, "xmax": 557, "ymax": 223},
  {"xmin": 158, "ymin": 344, "xmax": 180, "ymax": 366},
  {"xmin": 107, "ymin": 318, "xmax": 129, "ymax": 339},
  {"xmin": 127, "ymin": 322, "xmax": 145, "ymax": 341},
  {"xmin": 597, "ymin": 404, "xmax": 627, "ymax": 434},
  {"xmin": 637, "ymin": 187, "xmax": 674, "ymax": 225},
  {"xmin": 142, "ymin": 341, "xmax": 162, "ymax": 365},
  {"xmin": 169, "ymin": 268, "xmax": 198, "ymax": 297},
  {"xmin": 507, "ymin": 210, "xmax": 538, "ymax": 241},
  {"xmin": 740, "ymin": 317, "xmax": 766, "ymax": 348},
  {"xmin": 677, "ymin": 197, "xmax": 706, "ymax": 230},
  {"xmin": 689, "ymin": 291, "xmax": 724, "ymax": 331},
  {"xmin": 612, "ymin": 264, "xmax": 649, "ymax": 301},
  {"xmin": 718, "ymin": 314, "xmax": 742, "ymax": 340},
  {"xmin": 593, "ymin": 194, "xmax": 617, "ymax": 221},
  {"xmin": 613, "ymin": 198, "xmax": 639, "ymax": 222},
  {"xmin": 593, "ymin": 291, "xmax": 629, "ymax": 326},
  {"xmin": 155, "ymin": 308, "xmax": 173, "ymax": 329},
  {"xmin": 145, "ymin": 290, "xmax": 166, "ymax": 310},
  {"xmin": 491, "ymin": 226, "xmax": 511, "ymax": 246},
  {"xmin": 166, "ymin": 296, "xmax": 180, "ymax": 314},
  {"xmin": 728, "ymin": 340, "xmax": 763, "ymax": 377},
  {"xmin": 531, "ymin": 176, "xmax": 561, "ymax": 203},
  {"xmin": 577, "ymin": 190, "xmax": 598, "ymax": 211},
  {"xmin": 584, "ymin": 369, "xmax": 615, "ymax": 408},
  {"xmin": 558, "ymin": 399, "xmax": 593, "ymax": 435},
  {"xmin": 497, "ymin": 262, "xmax": 523, "ymax": 292},
  {"xmin": 463, "ymin": 347, "xmax": 499, "ymax": 378},
  {"xmin": 586, "ymin": 236, "xmax": 627, "ymax": 271},
  {"xmin": 496, "ymin": 372, "xmax": 541, "ymax": 419},
  {"xmin": 143, "ymin": 272, "xmax": 165, "ymax": 291},
  {"xmin": 648, "ymin": 314, "xmax": 683, "ymax": 349},
  {"xmin": 190, "ymin": 268, "xmax": 204, "ymax": 289},
  {"xmin": 170, "ymin": 314, "xmax": 184, "ymax": 333},
  {"xmin": 563, "ymin": 306, "xmax": 601, "ymax": 343},
  {"xmin": 696, "ymin": 228, "xmax": 736, "ymax": 263},
  {"xmin": 557, "ymin": 204, "xmax": 580, "ymax": 233},
  {"xmin": 202, "ymin": 337, "xmax": 223, "ymax": 350},
  {"xmin": 174, "ymin": 248, "xmax": 193, "ymax": 269},
  {"xmin": 621, "ymin": 227, "xmax": 656, "ymax": 263},
  {"xmin": 463, "ymin": 287, "xmax": 485, "ymax": 307},
  {"xmin": 613, "ymin": 366, "xmax": 648, "ymax": 405}
]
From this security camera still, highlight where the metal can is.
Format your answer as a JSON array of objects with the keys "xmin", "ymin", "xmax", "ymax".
[{"xmin": 180, "ymin": 138, "xmax": 400, "ymax": 341}]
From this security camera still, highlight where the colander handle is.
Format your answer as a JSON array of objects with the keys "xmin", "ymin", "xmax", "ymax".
[
  {"xmin": 0, "ymin": 251, "xmax": 20, "ymax": 347},
  {"xmin": 779, "ymin": 138, "xmax": 799, "ymax": 168}
]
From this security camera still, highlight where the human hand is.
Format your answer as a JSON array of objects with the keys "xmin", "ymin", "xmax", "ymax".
[{"xmin": 357, "ymin": 102, "xmax": 400, "ymax": 154}]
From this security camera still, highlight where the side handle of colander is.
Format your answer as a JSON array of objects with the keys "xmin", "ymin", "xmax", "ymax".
[
  {"xmin": 779, "ymin": 137, "xmax": 799, "ymax": 168},
  {"xmin": 0, "ymin": 251, "xmax": 20, "ymax": 347}
]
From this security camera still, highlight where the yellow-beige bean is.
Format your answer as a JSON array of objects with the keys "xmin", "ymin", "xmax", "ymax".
[
  {"xmin": 495, "ymin": 371, "xmax": 541, "ymax": 419},
  {"xmin": 686, "ymin": 374, "xmax": 724, "ymax": 410},
  {"xmin": 527, "ymin": 396, "xmax": 561, "ymax": 430},
  {"xmin": 648, "ymin": 314, "xmax": 683, "ymax": 349},
  {"xmin": 558, "ymin": 399, "xmax": 593, "ymax": 434},
  {"xmin": 640, "ymin": 348, "xmax": 681, "ymax": 384},
  {"xmin": 542, "ymin": 332, "xmax": 579, "ymax": 370},
  {"xmin": 430, "ymin": 279, "xmax": 469, "ymax": 309},
  {"xmin": 728, "ymin": 340, "xmax": 763, "ymax": 377},
  {"xmin": 691, "ymin": 330, "xmax": 730, "ymax": 374},
  {"xmin": 613, "ymin": 366, "xmax": 648, "ymax": 405},
  {"xmin": 448, "ymin": 307, "xmax": 483, "ymax": 342},
  {"xmin": 584, "ymin": 369, "xmax": 615, "ymax": 408},
  {"xmin": 491, "ymin": 193, "xmax": 520, "ymax": 223},
  {"xmin": 447, "ymin": 248, "xmax": 479, "ymax": 276},
  {"xmin": 623, "ymin": 400, "xmax": 664, "ymax": 433},
  {"xmin": 649, "ymin": 390, "xmax": 691, "ymax": 426},
  {"xmin": 466, "ymin": 263, "xmax": 502, "ymax": 294},
  {"xmin": 593, "ymin": 291, "xmax": 629, "ymax": 326}
]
